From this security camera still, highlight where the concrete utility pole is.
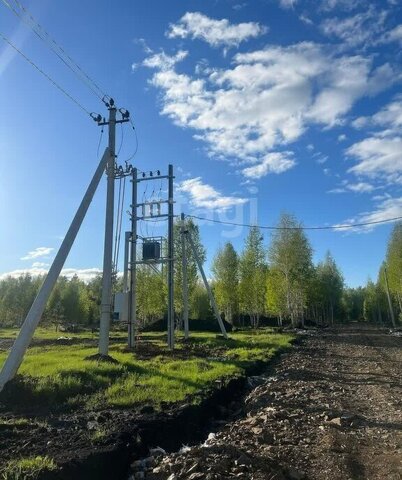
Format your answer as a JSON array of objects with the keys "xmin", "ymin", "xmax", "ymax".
[
  {"xmin": 384, "ymin": 267, "xmax": 396, "ymax": 328},
  {"xmin": 98, "ymin": 103, "xmax": 117, "ymax": 356},
  {"xmin": 0, "ymin": 147, "xmax": 111, "ymax": 392},
  {"xmin": 186, "ymin": 231, "xmax": 228, "ymax": 339},
  {"xmin": 167, "ymin": 164, "xmax": 175, "ymax": 349},
  {"xmin": 181, "ymin": 213, "xmax": 189, "ymax": 339},
  {"xmin": 128, "ymin": 167, "xmax": 138, "ymax": 348}
]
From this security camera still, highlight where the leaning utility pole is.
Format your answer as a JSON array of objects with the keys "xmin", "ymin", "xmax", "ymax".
[
  {"xmin": 0, "ymin": 147, "xmax": 111, "ymax": 392},
  {"xmin": 184, "ymin": 224, "xmax": 228, "ymax": 339},
  {"xmin": 384, "ymin": 267, "xmax": 396, "ymax": 328}
]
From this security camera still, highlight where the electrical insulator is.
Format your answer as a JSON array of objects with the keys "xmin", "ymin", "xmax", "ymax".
[
  {"xmin": 150, "ymin": 203, "xmax": 154, "ymax": 216},
  {"xmin": 142, "ymin": 204, "xmax": 145, "ymax": 217},
  {"xmin": 157, "ymin": 202, "xmax": 161, "ymax": 216}
]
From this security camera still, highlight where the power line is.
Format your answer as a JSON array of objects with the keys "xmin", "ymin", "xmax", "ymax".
[
  {"xmin": 0, "ymin": 31, "xmax": 91, "ymax": 115},
  {"xmin": 186, "ymin": 214, "xmax": 402, "ymax": 231},
  {"xmin": 1, "ymin": 0, "xmax": 107, "ymax": 101}
]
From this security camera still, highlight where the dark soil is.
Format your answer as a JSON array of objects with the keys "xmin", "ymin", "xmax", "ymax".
[
  {"xmin": 145, "ymin": 325, "xmax": 402, "ymax": 480},
  {"xmin": 1, "ymin": 325, "xmax": 401, "ymax": 480}
]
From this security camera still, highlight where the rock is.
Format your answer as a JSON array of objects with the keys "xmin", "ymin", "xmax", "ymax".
[
  {"xmin": 149, "ymin": 446, "xmax": 166, "ymax": 457},
  {"xmin": 188, "ymin": 473, "xmax": 204, "ymax": 480},
  {"xmin": 328, "ymin": 417, "xmax": 342, "ymax": 426},
  {"xmin": 86, "ymin": 421, "xmax": 98, "ymax": 431},
  {"xmin": 186, "ymin": 463, "xmax": 200, "ymax": 474},
  {"xmin": 167, "ymin": 475, "xmax": 177, "ymax": 480}
]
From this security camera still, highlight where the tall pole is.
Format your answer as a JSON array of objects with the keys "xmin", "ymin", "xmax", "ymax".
[
  {"xmin": 181, "ymin": 213, "xmax": 189, "ymax": 339},
  {"xmin": 384, "ymin": 267, "xmax": 396, "ymax": 328},
  {"xmin": 186, "ymin": 232, "xmax": 228, "ymax": 339},
  {"xmin": 167, "ymin": 165, "xmax": 175, "ymax": 349},
  {"xmin": 0, "ymin": 148, "xmax": 111, "ymax": 391},
  {"xmin": 128, "ymin": 168, "xmax": 138, "ymax": 348},
  {"xmin": 98, "ymin": 105, "xmax": 116, "ymax": 356}
]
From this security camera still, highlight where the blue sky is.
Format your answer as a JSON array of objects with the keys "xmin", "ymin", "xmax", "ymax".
[{"xmin": 0, "ymin": 0, "xmax": 401, "ymax": 287}]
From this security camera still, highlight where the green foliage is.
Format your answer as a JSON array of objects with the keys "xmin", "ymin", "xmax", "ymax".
[
  {"xmin": 268, "ymin": 213, "xmax": 314, "ymax": 327},
  {"xmin": 315, "ymin": 251, "xmax": 344, "ymax": 325},
  {"xmin": 385, "ymin": 222, "xmax": 402, "ymax": 296},
  {"xmin": 342, "ymin": 287, "xmax": 365, "ymax": 322},
  {"xmin": 212, "ymin": 242, "xmax": 239, "ymax": 324},
  {"xmin": 136, "ymin": 266, "xmax": 166, "ymax": 327},
  {"xmin": 0, "ymin": 274, "xmax": 102, "ymax": 328},
  {"xmin": 239, "ymin": 227, "xmax": 266, "ymax": 327},
  {"xmin": 190, "ymin": 282, "xmax": 213, "ymax": 320},
  {"xmin": 1, "ymin": 456, "xmax": 56, "ymax": 479}
]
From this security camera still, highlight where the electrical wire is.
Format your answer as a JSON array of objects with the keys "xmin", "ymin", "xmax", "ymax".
[
  {"xmin": 115, "ymin": 176, "xmax": 126, "ymax": 272},
  {"xmin": 117, "ymin": 122, "xmax": 124, "ymax": 157},
  {"xmin": 2, "ymin": 0, "xmax": 107, "ymax": 101},
  {"xmin": 123, "ymin": 119, "xmax": 139, "ymax": 162},
  {"xmin": 0, "ymin": 31, "xmax": 91, "ymax": 115},
  {"xmin": 186, "ymin": 214, "xmax": 402, "ymax": 231},
  {"xmin": 96, "ymin": 127, "xmax": 104, "ymax": 158},
  {"xmin": 112, "ymin": 178, "xmax": 122, "ymax": 271}
]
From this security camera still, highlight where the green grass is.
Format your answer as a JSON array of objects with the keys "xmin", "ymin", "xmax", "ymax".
[
  {"xmin": 1, "ymin": 456, "xmax": 57, "ymax": 480},
  {"xmin": 0, "ymin": 326, "xmax": 127, "ymax": 340},
  {"xmin": 0, "ymin": 329, "xmax": 293, "ymax": 410}
]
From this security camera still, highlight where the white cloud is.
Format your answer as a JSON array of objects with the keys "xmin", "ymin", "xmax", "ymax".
[
  {"xmin": 321, "ymin": 0, "xmax": 363, "ymax": 10},
  {"xmin": 329, "ymin": 181, "xmax": 375, "ymax": 194},
  {"xmin": 382, "ymin": 24, "xmax": 402, "ymax": 44},
  {"xmin": 143, "ymin": 43, "xmax": 396, "ymax": 172},
  {"xmin": 347, "ymin": 136, "xmax": 402, "ymax": 183},
  {"xmin": 142, "ymin": 50, "xmax": 188, "ymax": 71},
  {"xmin": 320, "ymin": 9, "xmax": 387, "ymax": 47},
  {"xmin": 279, "ymin": 0, "xmax": 298, "ymax": 8},
  {"xmin": 371, "ymin": 95, "xmax": 402, "ymax": 132},
  {"xmin": 166, "ymin": 12, "xmax": 267, "ymax": 48},
  {"xmin": 338, "ymin": 134, "xmax": 347, "ymax": 141},
  {"xmin": 0, "ymin": 267, "xmax": 102, "ymax": 282},
  {"xmin": 337, "ymin": 196, "xmax": 402, "ymax": 232},
  {"xmin": 242, "ymin": 152, "xmax": 295, "ymax": 179},
  {"xmin": 32, "ymin": 262, "xmax": 50, "ymax": 268},
  {"xmin": 347, "ymin": 182, "xmax": 375, "ymax": 193},
  {"xmin": 178, "ymin": 177, "xmax": 248, "ymax": 211},
  {"xmin": 347, "ymin": 96, "xmax": 402, "ymax": 187},
  {"xmin": 21, "ymin": 247, "xmax": 54, "ymax": 261}
]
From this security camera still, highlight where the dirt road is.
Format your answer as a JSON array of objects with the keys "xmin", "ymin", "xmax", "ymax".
[{"xmin": 148, "ymin": 326, "xmax": 402, "ymax": 480}]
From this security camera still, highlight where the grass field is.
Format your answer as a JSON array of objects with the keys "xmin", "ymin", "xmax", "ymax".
[
  {"xmin": 0, "ymin": 326, "xmax": 127, "ymax": 340},
  {"xmin": 0, "ymin": 329, "xmax": 293, "ymax": 411}
]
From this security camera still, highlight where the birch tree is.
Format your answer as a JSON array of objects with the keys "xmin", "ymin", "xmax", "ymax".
[
  {"xmin": 268, "ymin": 213, "xmax": 313, "ymax": 327},
  {"xmin": 212, "ymin": 242, "xmax": 239, "ymax": 324},
  {"xmin": 239, "ymin": 226, "xmax": 266, "ymax": 327}
]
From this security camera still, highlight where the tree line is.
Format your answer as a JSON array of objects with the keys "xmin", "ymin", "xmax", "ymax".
[
  {"xmin": 0, "ymin": 214, "xmax": 399, "ymax": 329},
  {"xmin": 362, "ymin": 222, "xmax": 402, "ymax": 327}
]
